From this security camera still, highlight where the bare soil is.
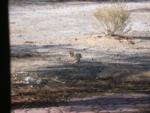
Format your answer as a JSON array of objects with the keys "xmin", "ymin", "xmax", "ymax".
[{"xmin": 10, "ymin": 1, "xmax": 150, "ymax": 112}]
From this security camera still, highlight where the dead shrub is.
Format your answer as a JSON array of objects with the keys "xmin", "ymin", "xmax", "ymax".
[{"xmin": 94, "ymin": 2, "xmax": 131, "ymax": 36}]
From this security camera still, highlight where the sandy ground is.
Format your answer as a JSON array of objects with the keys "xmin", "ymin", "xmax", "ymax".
[
  {"xmin": 10, "ymin": 1, "xmax": 150, "ymax": 113},
  {"xmin": 10, "ymin": 1, "xmax": 150, "ymax": 73}
]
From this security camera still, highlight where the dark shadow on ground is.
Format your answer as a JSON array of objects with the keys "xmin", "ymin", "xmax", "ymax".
[
  {"xmin": 11, "ymin": 43, "xmax": 150, "ymax": 81},
  {"xmin": 11, "ymin": 44, "xmax": 73, "ymax": 57},
  {"xmin": 68, "ymin": 95, "xmax": 150, "ymax": 106},
  {"xmin": 11, "ymin": 42, "xmax": 150, "ymax": 109},
  {"xmin": 12, "ymin": 94, "xmax": 150, "ymax": 111},
  {"xmin": 11, "ymin": 42, "xmax": 150, "ymax": 80}
]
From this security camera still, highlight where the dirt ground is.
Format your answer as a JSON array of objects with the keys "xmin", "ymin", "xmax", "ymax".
[{"xmin": 10, "ymin": 1, "xmax": 150, "ymax": 113}]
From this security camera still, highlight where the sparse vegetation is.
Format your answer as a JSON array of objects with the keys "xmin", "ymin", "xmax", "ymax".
[
  {"xmin": 10, "ymin": 0, "xmax": 150, "ymax": 111},
  {"xmin": 94, "ymin": 1, "xmax": 131, "ymax": 36}
]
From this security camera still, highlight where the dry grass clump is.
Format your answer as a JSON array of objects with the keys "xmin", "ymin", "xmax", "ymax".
[{"xmin": 94, "ymin": 2, "xmax": 131, "ymax": 36}]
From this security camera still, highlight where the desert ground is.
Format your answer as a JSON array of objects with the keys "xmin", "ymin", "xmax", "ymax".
[{"xmin": 10, "ymin": 1, "xmax": 150, "ymax": 113}]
